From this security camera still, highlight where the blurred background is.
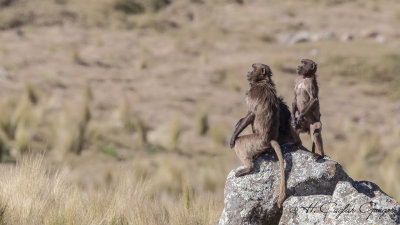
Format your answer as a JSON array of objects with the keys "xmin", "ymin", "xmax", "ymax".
[{"xmin": 0, "ymin": 0, "xmax": 399, "ymax": 224}]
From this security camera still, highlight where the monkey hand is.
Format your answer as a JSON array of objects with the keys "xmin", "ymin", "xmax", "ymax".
[
  {"xmin": 230, "ymin": 136, "xmax": 236, "ymax": 149},
  {"xmin": 291, "ymin": 116, "xmax": 297, "ymax": 128},
  {"xmin": 296, "ymin": 114, "xmax": 304, "ymax": 126}
]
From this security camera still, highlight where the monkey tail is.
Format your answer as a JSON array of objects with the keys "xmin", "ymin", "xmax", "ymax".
[{"xmin": 270, "ymin": 140, "xmax": 286, "ymax": 208}]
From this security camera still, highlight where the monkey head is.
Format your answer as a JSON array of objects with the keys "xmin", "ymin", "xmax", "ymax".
[
  {"xmin": 247, "ymin": 63, "xmax": 272, "ymax": 83},
  {"xmin": 297, "ymin": 59, "xmax": 317, "ymax": 77}
]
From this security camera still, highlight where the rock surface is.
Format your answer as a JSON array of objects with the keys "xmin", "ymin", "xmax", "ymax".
[{"xmin": 219, "ymin": 145, "xmax": 400, "ymax": 225}]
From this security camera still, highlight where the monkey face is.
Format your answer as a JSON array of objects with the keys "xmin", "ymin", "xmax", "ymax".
[
  {"xmin": 297, "ymin": 59, "xmax": 317, "ymax": 76},
  {"xmin": 247, "ymin": 63, "xmax": 271, "ymax": 82}
]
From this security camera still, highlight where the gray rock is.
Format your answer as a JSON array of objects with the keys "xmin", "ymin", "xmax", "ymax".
[
  {"xmin": 360, "ymin": 29, "xmax": 379, "ymax": 38},
  {"xmin": 280, "ymin": 181, "xmax": 400, "ymax": 224},
  {"xmin": 277, "ymin": 33, "xmax": 293, "ymax": 44},
  {"xmin": 340, "ymin": 33, "xmax": 353, "ymax": 42},
  {"xmin": 310, "ymin": 49, "xmax": 319, "ymax": 57},
  {"xmin": 322, "ymin": 31, "xmax": 335, "ymax": 39},
  {"xmin": 376, "ymin": 35, "xmax": 387, "ymax": 43},
  {"xmin": 0, "ymin": 67, "xmax": 9, "ymax": 79},
  {"xmin": 310, "ymin": 31, "xmax": 335, "ymax": 42},
  {"xmin": 289, "ymin": 31, "xmax": 311, "ymax": 44},
  {"xmin": 219, "ymin": 145, "xmax": 400, "ymax": 225}
]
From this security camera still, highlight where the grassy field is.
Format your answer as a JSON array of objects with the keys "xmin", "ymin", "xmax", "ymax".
[{"xmin": 0, "ymin": 0, "xmax": 400, "ymax": 224}]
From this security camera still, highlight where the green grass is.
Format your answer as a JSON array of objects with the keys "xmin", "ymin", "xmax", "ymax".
[{"xmin": 100, "ymin": 143, "xmax": 120, "ymax": 158}]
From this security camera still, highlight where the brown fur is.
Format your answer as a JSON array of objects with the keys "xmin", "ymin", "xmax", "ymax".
[
  {"xmin": 277, "ymin": 97, "xmax": 301, "ymax": 145},
  {"xmin": 291, "ymin": 59, "xmax": 325, "ymax": 158},
  {"xmin": 230, "ymin": 63, "xmax": 297, "ymax": 208}
]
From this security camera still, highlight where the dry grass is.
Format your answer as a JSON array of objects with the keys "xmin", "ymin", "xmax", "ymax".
[
  {"xmin": 195, "ymin": 111, "xmax": 209, "ymax": 136},
  {"xmin": 0, "ymin": 156, "xmax": 223, "ymax": 225},
  {"xmin": 119, "ymin": 95, "xmax": 135, "ymax": 132},
  {"xmin": 168, "ymin": 116, "xmax": 183, "ymax": 151}
]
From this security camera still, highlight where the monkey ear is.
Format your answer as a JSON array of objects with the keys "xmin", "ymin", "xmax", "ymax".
[
  {"xmin": 311, "ymin": 62, "xmax": 317, "ymax": 72},
  {"xmin": 261, "ymin": 67, "xmax": 266, "ymax": 75}
]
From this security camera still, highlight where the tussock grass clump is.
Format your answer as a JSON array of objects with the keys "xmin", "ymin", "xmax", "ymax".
[
  {"xmin": 114, "ymin": 0, "xmax": 145, "ymax": 14},
  {"xmin": 0, "ymin": 0, "xmax": 17, "ymax": 7},
  {"xmin": 54, "ymin": 84, "xmax": 93, "ymax": 156},
  {"xmin": 118, "ymin": 97, "xmax": 154, "ymax": 150},
  {"xmin": 14, "ymin": 122, "xmax": 31, "ymax": 157},
  {"xmin": 182, "ymin": 182, "xmax": 191, "ymax": 210},
  {"xmin": 0, "ymin": 99, "xmax": 18, "ymax": 140},
  {"xmin": 195, "ymin": 111, "xmax": 209, "ymax": 136},
  {"xmin": 72, "ymin": 46, "xmax": 89, "ymax": 66},
  {"xmin": 0, "ymin": 156, "xmax": 222, "ymax": 225},
  {"xmin": 259, "ymin": 34, "xmax": 276, "ymax": 43},
  {"xmin": 0, "ymin": 83, "xmax": 41, "ymax": 159},
  {"xmin": 74, "ymin": 101, "xmax": 91, "ymax": 154},
  {"xmin": 119, "ymin": 95, "xmax": 136, "ymax": 132},
  {"xmin": 169, "ymin": 116, "xmax": 183, "ymax": 151},
  {"xmin": 6, "ymin": 82, "xmax": 39, "ymax": 140},
  {"xmin": 84, "ymin": 81, "xmax": 93, "ymax": 102},
  {"xmin": 53, "ymin": 112, "xmax": 75, "ymax": 159},
  {"xmin": 136, "ymin": 57, "xmax": 148, "ymax": 70},
  {"xmin": 114, "ymin": 0, "xmax": 171, "ymax": 15},
  {"xmin": 100, "ymin": 143, "xmax": 120, "ymax": 159},
  {"xmin": 149, "ymin": 0, "xmax": 171, "ymax": 11},
  {"xmin": 24, "ymin": 81, "xmax": 39, "ymax": 105},
  {"xmin": 135, "ymin": 115, "xmax": 148, "ymax": 147},
  {"xmin": 0, "ymin": 133, "xmax": 9, "ymax": 162}
]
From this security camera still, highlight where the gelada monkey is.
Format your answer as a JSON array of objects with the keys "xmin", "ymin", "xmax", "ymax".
[
  {"xmin": 291, "ymin": 59, "xmax": 325, "ymax": 159},
  {"xmin": 230, "ymin": 63, "xmax": 297, "ymax": 208}
]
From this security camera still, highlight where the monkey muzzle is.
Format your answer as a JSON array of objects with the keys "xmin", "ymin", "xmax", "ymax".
[
  {"xmin": 246, "ymin": 72, "xmax": 252, "ymax": 81},
  {"xmin": 296, "ymin": 66, "xmax": 302, "ymax": 74}
]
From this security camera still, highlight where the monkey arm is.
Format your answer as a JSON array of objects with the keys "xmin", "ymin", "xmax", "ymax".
[
  {"xmin": 298, "ymin": 98, "xmax": 318, "ymax": 120},
  {"xmin": 298, "ymin": 81, "xmax": 318, "ymax": 121},
  {"xmin": 291, "ymin": 101, "xmax": 297, "ymax": 118},
  {"xmin": 291, "ymin": 95, "xmax": 298, "ymax": 127},
  {"xmin": 230, "ymin": 112, "xmax": 255, "ymax": 148}
]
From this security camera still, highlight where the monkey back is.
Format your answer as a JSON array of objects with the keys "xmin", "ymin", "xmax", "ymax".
[{"xmin": 247, "ymin": 81, "xmax": 280, "ymax": 141}]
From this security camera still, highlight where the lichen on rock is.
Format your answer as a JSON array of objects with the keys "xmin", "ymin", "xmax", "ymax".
[{"xmin": 219, "ymin": 145, "xmax": 400, "ymax": 225}]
